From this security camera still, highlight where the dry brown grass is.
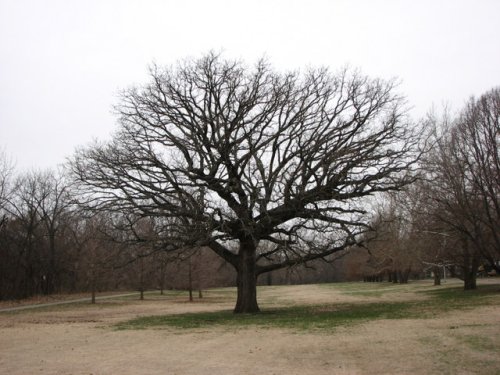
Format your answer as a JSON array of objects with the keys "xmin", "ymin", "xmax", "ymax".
[{"xmin": 1, "ymin": 279, "xmax": 499, "ymax": 375}]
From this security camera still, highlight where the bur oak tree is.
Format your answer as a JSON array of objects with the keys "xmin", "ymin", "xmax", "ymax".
[{"xmin": 70, "ymin": 54, "xmax": 421, "ymax": 313}]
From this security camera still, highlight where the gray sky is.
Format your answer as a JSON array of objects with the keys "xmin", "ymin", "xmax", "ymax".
[{"xmin": 1, "ymin": 0, "xmax": 499, "ymax": 171}]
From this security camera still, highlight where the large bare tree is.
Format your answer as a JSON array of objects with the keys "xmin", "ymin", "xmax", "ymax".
[
  {"xmin": 424, "ymin": 88, "xmax": 500, "ymax": 288},
  {"xmin": 455, "ymin": 88, "xmax": 500, "ymax": 268},
  {"xmin": 70, "ymin": 54, "xmax": 421, "ymax": 313}
]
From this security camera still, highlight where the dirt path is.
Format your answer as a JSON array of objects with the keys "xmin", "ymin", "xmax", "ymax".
[
  {"xmin": 0, "ymin": 292, "xmax": 144, "ymax": 313},
  {"xmin": 1, "ymin": 282, "xmax": 499, "ymax": 375}
]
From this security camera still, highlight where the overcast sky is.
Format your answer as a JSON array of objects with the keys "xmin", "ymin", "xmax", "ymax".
[{"xmin": 1, "ymin": 0, "xmax": 499, "ymax": 172}]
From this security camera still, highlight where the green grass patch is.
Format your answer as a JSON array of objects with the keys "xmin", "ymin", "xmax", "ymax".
[
  {"xmin": 319, "ymin": 281, "xmax": 429, "ymax": 297},
  {"xmin": 459, "ymin": 334, "xmax": 498, "ymax": 352},
  {"xmin": 115, "ymin": 301, "xmax": 413, "ymax": 331},
  {"xmin": 116, "ymin": 283, "xmax": 500, "ymax": 331},
  {"xmin": 420, "ymin": 283, "xmax": 500, "ymax": 302}
]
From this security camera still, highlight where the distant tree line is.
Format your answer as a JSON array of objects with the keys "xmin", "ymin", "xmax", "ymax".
[
  {"xmin": 0, "ymin": 160, "xmax": 347, "ymax": 301},
  {"xmin": 0, "ymin": 163, "xmax": 233, "ymax": 300}
]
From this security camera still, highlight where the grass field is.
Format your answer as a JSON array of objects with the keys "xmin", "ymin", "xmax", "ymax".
[
  {"xmin": 116, "ymin": 282, "xmax": 499, "ymax": 331},
  {"xmin": 1, "ymin": 278, "xmax": 499, "ymax": 374}
]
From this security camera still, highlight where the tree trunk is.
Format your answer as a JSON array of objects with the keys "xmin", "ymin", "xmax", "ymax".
[
  {"xmin": 188, "ymin": 257, "xmax": 193, "ymax": 302},
  {"xmin": 432, "ymin": 266, "xmax": 441, "ymax": 286},
  {"xmin": 462, "ymin": 237, "xmax": 478, "ymax": 291},
  {"xmin": 139, "ymin": 256, "xmax": 145, "ymax": 300},
  {"xmin": 463, "ymin": 257, "xmax": 478, "ymax": 290},
  {"xmin": 197, "ymin": 255, "xmax": 203, "ymax": 299},
  {"xmin": 392, "ymin": 271, "xmax": 398, "ymax": 284},
  {"xmin": 25, "ymin": 234, "xmax": 34, "ymax": 298},
  {"xmin": 47, "ymin": 231, "xmax": 57, "ymax": 295},
  {"xmin": 234, "ymin": 239, "xmax": 259, "ymax": 314},
  {"xmin": 464, "ymin": 273, "xmax": 477, "ymax": 290},
  {"xmin": 399, "ymin": 268, "xmax": 410, "ymax": 284},
  {"xmin": 159, "ymin": 261, "xmax": 166, "ymax": 295},
  {"xmin": 266, "ymin": 272, "xmax": 272, "ymax": 286},
  {"xmin": 90, "ymin": 269, "xmax": 96, "ymax": 304}
]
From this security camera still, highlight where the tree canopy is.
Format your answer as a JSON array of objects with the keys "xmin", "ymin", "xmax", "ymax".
[{"xmin": 70, "ymin": 53, "xmax": 422, "ymax": 312}]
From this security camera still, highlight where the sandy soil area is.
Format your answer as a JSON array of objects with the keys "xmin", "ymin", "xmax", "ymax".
[{"xmin": 1, "ymin": 282, "xmax": 499, "ymax": 375}]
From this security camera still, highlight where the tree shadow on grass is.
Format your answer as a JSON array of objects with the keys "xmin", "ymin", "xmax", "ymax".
[
  {"xmin": 115, "ymin": 284, "xmax": 500, "ymax": 331},
  {"xmin": 115, "ymin": 301, "xmax": 417, "ymax": 331}
]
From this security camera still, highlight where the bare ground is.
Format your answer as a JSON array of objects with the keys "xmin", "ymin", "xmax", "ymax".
[{"xmin": 1, "ymin": 280, "xmax": 499, "ymax": 375}]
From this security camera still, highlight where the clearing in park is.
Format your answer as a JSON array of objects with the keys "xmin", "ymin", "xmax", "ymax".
[{"xmin": 1, "ymin": 279, "xmax": 499, "ymax": 375}]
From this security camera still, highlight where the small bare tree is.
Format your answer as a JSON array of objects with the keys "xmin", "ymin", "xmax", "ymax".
[
  {"xmin": 0, "ymin": 150, "xmax": 13, "ymax": 220},
  {"xmin": 35, "ymin": 171, "xmax": 72, "ymax": 294},
  {"xmin": 70, "ymin": 213, "xmax": 123, "ymax": 303},
  {"xmin": 0, "ymin": 151, "xmax": 14, "ymax": 299},
  {"xmin": 4, "ymin": 172, "xmax": 46, "ymax": 297},
  {"xmin": 361, "ymin": 192, "xmax": 424, "ymax": 284}
]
